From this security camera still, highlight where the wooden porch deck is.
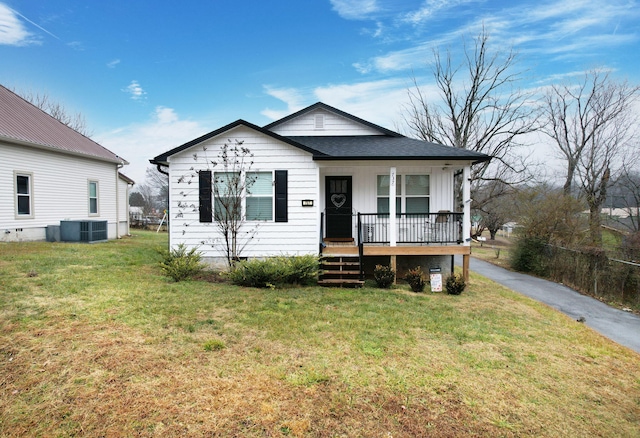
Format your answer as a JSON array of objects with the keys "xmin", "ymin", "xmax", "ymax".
[{"xmin": 320, "ymin": 241, "xmax": 471, "ymax": 284}]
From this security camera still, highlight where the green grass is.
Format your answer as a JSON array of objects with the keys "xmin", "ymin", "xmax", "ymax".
[{"xmin": 1, "ymin": 231, "xmax": 639, "ymax": 437}]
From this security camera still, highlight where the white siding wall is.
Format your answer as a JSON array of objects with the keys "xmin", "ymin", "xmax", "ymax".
[
  {"xmin": 167, "ymin": 126, "xmax": 319, "ymax": 261},
  {"xmin": 0, "ymin": 142, "xmax": 123, "ymax": 242},
  {"xmin": 319, "ymin": 161, "xmax": 458, "ymax": 214},
  {"xmin": 269, "ymin": 108, "xmax": 383, "ymax": 136},
  {"xmin": 117, "ymin": 176, "xmax": 132, "ymax": 236}
]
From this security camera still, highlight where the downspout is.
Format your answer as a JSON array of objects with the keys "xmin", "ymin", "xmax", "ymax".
[
  {"xmin": 156, "ymin": 164, "xmax": 169, "ymax": 176},
  {"xmin": 115, "ymin": 163, "xmax": 123, "ymax": 239}
]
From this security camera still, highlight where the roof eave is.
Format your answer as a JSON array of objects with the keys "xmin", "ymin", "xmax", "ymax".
[{"xmin": 313, "ymin": 155, "xmax": 492, "ymax": 163}]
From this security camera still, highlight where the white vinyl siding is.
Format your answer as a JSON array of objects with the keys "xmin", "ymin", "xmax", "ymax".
[
  {"xmin": 167, "ymin": 125, "xmax": 319, "ymax": 260},
  {"xmin": 0, "ymin": 142, "xmax": 124, "ymax": 241},
  {"xmin": 269, "ymin": 109, "xmax": 383, "ymax": 136}
]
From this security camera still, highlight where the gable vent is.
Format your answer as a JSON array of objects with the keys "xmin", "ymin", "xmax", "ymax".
[{"xmin": 314, "ymin": 114, "xmax": 324, "ymax": 129}]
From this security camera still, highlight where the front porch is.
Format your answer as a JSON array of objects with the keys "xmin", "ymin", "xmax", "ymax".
[{"xmin": 319, "ymin": 212, "xmax": 471, "ymax": 286}]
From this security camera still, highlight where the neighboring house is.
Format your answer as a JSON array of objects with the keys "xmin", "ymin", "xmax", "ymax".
[
  {"xmin": 151, "ymin": 102, "xmax": 490, "ymax": 283},
  {"xmin": 0, "ymin": 85, "xmax": 132, "ymax": 242}
]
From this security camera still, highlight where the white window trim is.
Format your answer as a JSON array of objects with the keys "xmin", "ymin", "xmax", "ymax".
[
  {"xmin": 88, "ymin": 180, "xmax": 99, "ymax": 216},
  {"xmin": 14, "ymin": 171, "xmax": 34, "ymax": 219}
]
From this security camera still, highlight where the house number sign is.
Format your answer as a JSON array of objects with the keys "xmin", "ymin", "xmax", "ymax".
[{"xmin": 301, "ymin": 199, "xmax": 314, "ymax": 207}]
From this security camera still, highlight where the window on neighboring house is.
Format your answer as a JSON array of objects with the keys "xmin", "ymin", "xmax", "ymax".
[
  {"xmin": 246, "ymin": 172, "xmax": 273, "ymax": 221},
  {"xmin": 15, "ymin": 172, "xmax": 33, "ymax": 218},
  {"xmin": 376, "ymin": 174, "xmax": 430, "ymax": 214},
  {"xmin": 89, "ymin": 181, "xmax": 99, "ymax": 215},
  {"xmin": 214, "ymin": 172, "xmax": 241, "ymax": 221}
]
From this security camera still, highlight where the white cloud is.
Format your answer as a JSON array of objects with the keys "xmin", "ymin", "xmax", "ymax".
[
  {"xmin": 261, "ymin": 86, "xmax": 308, "ymax": 120},
  {"xmin": 262, "ymin": 79, "xmax": 420, "ymax": 132},
  {"xmin": 354, "ymin": 0, "xmax": 640, "ymax": 76},
  {"xmin": 330, "ymin": 0, "xmax": 380, "ymax": 20},
  {"xmin": 401, "ymin": 0, "xmax": 480, "ymax": 25},
  {"xmin": 0, "ymin": 3, "xmax": 38, "ymax": 46},
  {"xmin": 123, "ymin": 80, "xmax": 146, "ymax": 101},
  {"xmin": 107, "ymin": 59, "xmax": 121, "ymax": 68},
  {"xmin": 313, "ymin": 79, "xmax": 417, "ymax": 130},
  {"xmin": 96, "ymin": 106, "xmax": 206, "ymax": 185}
]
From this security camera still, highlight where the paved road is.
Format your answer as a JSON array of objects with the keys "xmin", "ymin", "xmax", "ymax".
[{"xmin": 456, "ymin": 256, "xmax": 640, "ymax": 354}]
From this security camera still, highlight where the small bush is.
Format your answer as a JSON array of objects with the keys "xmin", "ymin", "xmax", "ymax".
[
  {"xmin": 374, "ymin": 264, "xmax": 395, "ymax": 288},
  {"xmin": 158, "ymin": 244, "xmax": 204, "ymax": 282},
  {"xmin": 280, "ymin": 254, "xmax": 320, "ymax": 285},
  {"xmin": 405, "ymin": 266, "xmax": 426, "ymax": 292},
  {"xmin": 445, "ymin": 273, "xmax": 466, "ymax": 295},
  {"xmin": 511, "ymin": 237, "xmax": 549, "ymax": 276},
  {"xmin": 228, "ymin": 255, "xmax": 319, "ymax": 288}
]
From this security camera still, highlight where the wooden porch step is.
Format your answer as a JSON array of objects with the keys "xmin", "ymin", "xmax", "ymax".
[
  {"xmin": 319, "ymin": 254, "xmax": 363, "ymax": 287},
  {"xmin": 322, "ymin": 261, "xmax": 359, "ymax": 266},
  {"xmin": 322, "ymin": 270, "xmax": 361, "ymax": 276},
  {"xmin": 318, "ymin": 279, "xmax": 365, "ymax": 286}
]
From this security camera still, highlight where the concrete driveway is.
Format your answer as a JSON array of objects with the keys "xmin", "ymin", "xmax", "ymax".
[{"xmin": 456, "ymin": 256, "xmax": 640, "ymax": 354}]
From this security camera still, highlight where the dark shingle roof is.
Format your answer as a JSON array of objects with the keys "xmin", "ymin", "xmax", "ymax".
[
  {"xmin": 0, "ymin": 85, "xmax": 127, "ymax": 164},
  {"xmin": 288, "ymin": 136, "xmax": 491, "ymax": 163},
  {"xmin": 152, "ymin": 102, "xmax": 492, "ymax": 165}
]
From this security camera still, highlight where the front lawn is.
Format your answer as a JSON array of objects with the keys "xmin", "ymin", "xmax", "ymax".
[{"xmin": 1, "ymin": 231, "xmax": 638, "ymax": 437}]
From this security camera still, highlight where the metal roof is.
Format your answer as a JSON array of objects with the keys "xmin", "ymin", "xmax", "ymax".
[
  {"xmin": 0, "ymin": 85, "xmax": 127, "ymax": 164},
  {"xmin": 288, "ymin": 135, "xmax": 491, "ymax": 163}
]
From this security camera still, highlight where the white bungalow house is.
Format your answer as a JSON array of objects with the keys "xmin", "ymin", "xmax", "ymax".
[
  {"xmin": 151, "ymin": 103, "xmax": 490, "ymax": 284},
  {"xmin": 0, "ymin": 85, "xmax": 132, "ymax": 242}
]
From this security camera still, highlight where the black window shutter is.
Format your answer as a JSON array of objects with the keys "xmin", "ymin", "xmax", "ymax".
[
  {"xmin": 274, "ymin": 170, "xmax": 288, "ymax": 222},
  {"xmin": 198, "ymin": 170, "xmax": 213, "ymax": 223}
]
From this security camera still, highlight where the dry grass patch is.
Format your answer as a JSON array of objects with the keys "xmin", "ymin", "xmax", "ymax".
[{"xmin": 1, "ymin": 232, "xmax": 639, "ymax": 437}]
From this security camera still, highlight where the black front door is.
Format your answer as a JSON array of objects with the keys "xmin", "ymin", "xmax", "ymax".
[{"xmin": 325, "ymin": 176, "xmax": 352, "ymax": 239}]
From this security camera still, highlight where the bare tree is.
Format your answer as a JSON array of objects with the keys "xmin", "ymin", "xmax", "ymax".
[
  {"xmin": 133, "ymin": 183, "xmax": 157, "ymax": 217},
  {"xmin": 14, "ymin": 89, "xmax": 91, "ymax": 137},
  {"xmin": 144, "ymin": 166, "xmax": 169, "ymax": 211},
  {"xmin": 473, "ymin": 180, "xmax": 515, "ymax": 240},
  {"xmin": 609, "ymin": 164, "xmax": 640, "ymax": 233},
  {"xmin": 403, "ymin": 27, "xmax": 538, "ymax": 210},
  {"xmin": 541, "ymin": 70, "xmax": 640, "ymax": 245},
  {"xmin": 174, "ymin": 140, "xmax": 258, "ymax": 267}
]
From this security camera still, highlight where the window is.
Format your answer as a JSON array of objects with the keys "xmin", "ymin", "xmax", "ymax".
[
  {"xmin": 377, "ymin": 175, "xmax": 401, "ymax": 214},
  {"xmin": 377, "ymin": 174, "xmax": 430, "ymax": 214},
  {"xmin": 199, "ymin": 170, "xmax": 287, "ymax": 223},
  {"xmin": 15, "ymin": 172, "xmax": 33, "ymax": 218},
  {"xmin": 246, "ymin": 172, "xmax": 273, "ymax": 221},
  {"xmin": 88, "ymin": 181, "xmax": 99, "ymax": 215},
  {"xmin": 214, "ymin": 172, "xmax": 241, "ymax": 221},
  {"xmin": 405, "ymin": 175, "xmax": 430, "ymax": 214}
]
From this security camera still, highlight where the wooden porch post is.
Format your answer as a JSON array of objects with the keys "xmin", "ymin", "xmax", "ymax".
[
  {"xmin": 389, "ymin": 167, "xmax": 397, "ymax": 247},
  {"xmin": 462, "ymin": 254, "xmax": 469, "ymax": 282}
]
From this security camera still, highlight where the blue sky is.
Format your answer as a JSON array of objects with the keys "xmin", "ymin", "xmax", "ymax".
[{"xmin": 1, "ymin": 0, "xmax": 639, "ymax": 184}]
